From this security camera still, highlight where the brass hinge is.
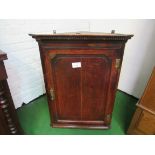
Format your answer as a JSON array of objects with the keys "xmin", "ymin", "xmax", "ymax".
[
  {"xmin": 105, "ymin": 114, "xmax": 112, "ymax": 125},
  {"xmin": 50, "ymin": 88, "xmax": 55, "ymax": 101},
  {"xmin": 115, "ymin": 58, "xmax": 121, "ymax": 69}
]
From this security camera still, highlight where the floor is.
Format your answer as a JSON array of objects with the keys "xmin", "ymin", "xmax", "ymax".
[{"xmin": 17, "ymin": 91, "xmax": 138, "ymax": 135}]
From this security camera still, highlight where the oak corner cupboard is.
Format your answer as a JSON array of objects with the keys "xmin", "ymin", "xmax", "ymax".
[{"xmin": 30, "ymin": 31, "xmax": 133, "ymax": 129}]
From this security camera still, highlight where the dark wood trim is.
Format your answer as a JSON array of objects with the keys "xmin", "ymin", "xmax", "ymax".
[
  {"xmin": 0, "ymin": 52, "xmax": 23, "ymax": 135},
  {"xmin": 0, "ymin": 50, "xmax": 7, "ymax": 61},
  {"xmin": 52, "ymin": 123, "xmax": 110, "ymax": 130}
]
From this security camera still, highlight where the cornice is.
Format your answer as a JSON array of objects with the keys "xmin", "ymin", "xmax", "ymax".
[{"xmin": 29, "ymin": 34, "xmax": 133, "ymax": 41}]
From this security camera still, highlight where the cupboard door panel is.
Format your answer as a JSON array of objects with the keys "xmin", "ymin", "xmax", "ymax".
[
  {"xmin": 52, "ymin": 56, "xmax": 81, "ymax": 120},
  {"xmin": 82, "ymin": 56, "xmax": 112, "ymax": 120},
  {"xmin": 51, "ymin": 54, "xmax": 112, "ymax": 122}
]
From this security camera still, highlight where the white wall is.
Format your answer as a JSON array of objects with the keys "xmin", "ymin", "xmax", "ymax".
[
  {"xmin": 90, "ymin": 19, "xmax": 155, "ymax": 98},
  {"xmin": 0, "ymin": 20, "xmax": 90, "ymax": 108},
  {"xmin": 0, "ymin": 19, "xmax": 154, "ymax": 108}
]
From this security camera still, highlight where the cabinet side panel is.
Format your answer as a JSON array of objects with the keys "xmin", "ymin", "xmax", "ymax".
[{"xmin": 139, "ymin": 68, "xmax": 155, "ymax": 112}]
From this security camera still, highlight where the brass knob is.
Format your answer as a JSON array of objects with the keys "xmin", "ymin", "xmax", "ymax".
[{"xmin": 50, "ymin": 88, "xmax": 55, "ymax": 101}]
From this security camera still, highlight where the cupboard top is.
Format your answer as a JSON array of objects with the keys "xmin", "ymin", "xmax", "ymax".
[{"xmin": 29, "ymin": 31, "xmax": 133, "ymax": 41}]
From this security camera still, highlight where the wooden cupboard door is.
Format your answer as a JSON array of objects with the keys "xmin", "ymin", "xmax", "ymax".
[
  {"xmin": 51, "ymin": 54, "xmax": 112, "ymax": 122},
  {"xmin": 81, "ymin": 55, "xmax": 111, "ymax": 121},
  {"xmin": 51, "ymin": 55, "xmax": 82, "ymax": 121}
]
